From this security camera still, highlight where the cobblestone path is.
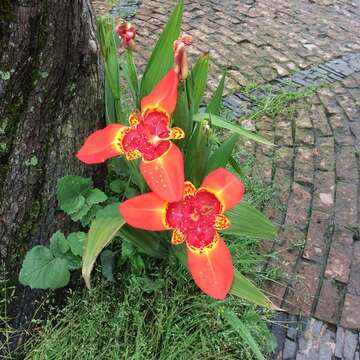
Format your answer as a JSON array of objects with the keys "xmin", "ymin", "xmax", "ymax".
[{"xmin": 92, "ymin": 1, "xmax": 360, "ymax": 358}]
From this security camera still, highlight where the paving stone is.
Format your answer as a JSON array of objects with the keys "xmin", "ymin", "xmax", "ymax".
[
  {"xmin": 325, "ymin": 227, "xmax": 353, "ymax": 284},
  {"xmin": 274, "ymin": 147, "xmax": 294, "ymax": 169},
  {"xmin": 285, "ymin": 261, "xmax": 320, "ymax": 316},
  {"xmin": 318, "ymin": 328, "xmax": 336, "ymax": 360},
  {"xmin": 310, "ymin": 104, "xmax": 332, "ymax": 136},
  {"xmin": 343, "ymin": 330, "xmax": 358, "ymax": 360},
  {"xmin": 283, "ymin": 339, "xmax": 297, "ymax": 359},
  {"xmin": 285, "ymin": 183, "xmax": 311, "ymax": 229},
  {"xmin": 341, "ymin": 294, "xmax": 360, "ymax": 329},
  {"xmin": 335, "ymin": 182, "xmax": 358, "ymax": 227},
  {"xmin": 335, "ymin": 326, "xmax": 345, "ymax": 359},
  {"xmin": 303, "ymin": 210, "xmax": 331, "ymax": 262},
  {"xmin": 315, "ymin": 137, "xmax": 335, "ymax": 171},
  {"xmin": 294, "ymin": 147, "xmax": 314, "ymax": 185},
  {"xmin": 312, "ymin": 171, "xmax": 335, "ymax": 212},
  {"xmin": 314, "ymin": 279, "xmax": 340, "ymax": 324},
  {"xmin": 336, "ymin": 146, "xmax": 358, "ymax": 180},
  {"xmin": 295, "ymin": 128, "xmax": 315, "ymax": 146},
  {"xmin": 349, "ymin": 242, "xmax": 360, "ymax": 297}
]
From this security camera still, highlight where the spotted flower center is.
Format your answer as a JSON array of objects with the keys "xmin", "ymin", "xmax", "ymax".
[
  {"xmin": 122, "ymin": 111, "xmax": 170, "ymax": 161},
  {"xmin": 166, "ymin": 191, "xmax": 222, "ymax": 249}
]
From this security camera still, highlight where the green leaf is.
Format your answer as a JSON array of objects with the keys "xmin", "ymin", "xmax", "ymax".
[
  {"xmin": 121, "ymin": 237, "xmax": 137, "ymax": 258},
  {"xmin": 86, "ymin": 188, "xmax": 108, "ymax": 206},
  {"xmin": 82, "ymin": 203, "xmax": 125, "ymax": 288},
  {"xmin": 100, "ymin": 250, "xmax": 117, "ymax": 282},
  {"xmin": 70, "ymin": 204, "xmax": 91, "ymax": 222},
  {"xmin": 185, "ymin": 121, "xmax": 211, "ymax": 187},
  {"xmin": 109, "ymin": 179, "xmax": 128, "ymax": 194},
  {"xmin": 224, "ymin": 310, "xmax": 266, "ymax": 360},
  {"xmin": 137, "ymin": 276, "xmax": 164, "ymax": 294},
  {"xmin": 97, "ymin": 16, "xmax": 124, "ymax": 121},
  {"xmin": 119, "ymin": 226, "xmax": 168, "ymax": 259},
  {"xmin": 140, "ymin": 0, "xmax": 184, "ymax": 98},
  {"xmin": 19, "ymin": 246, "xmax": 70, "ymax": 289},
  {"xmin": 206, "ymin": 71, "xmax": 226, "ymax": 115},
  {"xmin": 207, "ymin": 134, "xmax": 240, "ymax": 174},
  {"xmin": 230, "ymin": 270, "xmax": 276, "ymax": 309},
  {"xmin": 228, "ymin": 156, "xmax": 245, "ymax": 177},
  {"xmin": 194, "ymin": 113, "xmax": 274, "ymax": 145},
  {"xmin": 80, "ymin": 205, "xmax": 102, "ymax": 227},
  {"xmin": 172, "ymin": 82, "xmax": 192, "ymax": 150},
  {"xmin": 49, "ymin": 231, "xmax": 70, "ymax": 257},
  {"xmin": 190, "ymin": 53, "xmax": 209, "ymax": 113},
  {"xmin": 105, "ymin": 75, "xmax": 116, "ymax": 123},
  {"xmin": 57, "ymin": 176, "xmax": 92, "ymax": 215},
  {"xmin": 67, "ymin": 232, "xmax": 86, "ymax": 256},
  {"xmin": 64, "ymin": 252, "xmax": 82, "ymax": 271},
  {"xmin": 223, "ymin": 202, "xmax": 277, "ymax": 239},
  {"xmin": 123, "ymin": 49, "xmax": 140, "ymax": 106}
]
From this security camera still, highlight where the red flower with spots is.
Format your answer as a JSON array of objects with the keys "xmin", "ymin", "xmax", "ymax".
[
  {"xmin": 76, "ymin": 69, "xmax": 185, "ymax": 202},
  {"xmin": 119, "ymin": 168, "xmax": 245, "ymax": 299}
]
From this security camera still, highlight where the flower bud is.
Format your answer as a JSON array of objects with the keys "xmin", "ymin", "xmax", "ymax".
[
  {"xmin": 116, "ymin": 22, "xmax": 136, "ymax": 50},
  {"xmin": 173, "ymin": 34, "xmax": 192, "ymax": 80}
]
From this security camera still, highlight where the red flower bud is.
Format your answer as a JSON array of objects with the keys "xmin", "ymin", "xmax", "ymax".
[
  {"xmin": 173, "ymin": 34, "xmax": 192, "ymax": 80},
  {"xmin": 116, "ymin": 22, "xmax": 136, "ymax": 50}
]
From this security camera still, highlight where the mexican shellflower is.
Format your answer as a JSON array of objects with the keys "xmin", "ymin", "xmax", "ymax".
[
  {"xmin": 119, "ymin": 168, "xmax": 245, "ymax": 299},
  {"xmin": 116, "ymin": 22, "xmax": 136, "ymax": 50},
  {"xmin": 76, "ymin": 69, "xmax": 185, "ymax": 202}
]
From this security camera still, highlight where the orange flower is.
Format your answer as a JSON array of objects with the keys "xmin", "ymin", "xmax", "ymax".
[
  {"xmin": 77, "ymin": 69, "xmax": 185, "ymax": 202},
  {"xmin": 119, "ymin": 168, "xmax": 245, "ymax": 299},
  {"xmin": 173, "ymin": 34, "xmax": 192, "ymax": 80},
  {"xmin": 116, "ymin": 22, "xmax": 136, "ymax": 50}
]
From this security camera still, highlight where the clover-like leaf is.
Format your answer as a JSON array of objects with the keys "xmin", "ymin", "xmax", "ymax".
[
  {"xmin": 67, "ymin": 231, "xmax": 86, "ymax": 257},
  {"xmin": 19, "ymin": 246, "xmax": 70, "ymax": 289},
  {"xmin": 57, "ymin": 176, "xmax": 92, "ymax": 215},
  {"xmin": 86, "ymin": 189, "xmax": 108, "ymax": 206},
  {"xmin": 49, "ymin": 230, "xmax": 70, "ymax": 257}
]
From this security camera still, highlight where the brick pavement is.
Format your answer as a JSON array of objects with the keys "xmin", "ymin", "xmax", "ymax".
[{"xmin": 92, "ymin": 1, "xmax": 360, "ymax": 358}]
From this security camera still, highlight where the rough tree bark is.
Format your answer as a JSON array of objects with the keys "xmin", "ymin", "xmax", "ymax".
[{"xmin": 0, "ymin": 0, "xmax": 104, "ymax": 349}]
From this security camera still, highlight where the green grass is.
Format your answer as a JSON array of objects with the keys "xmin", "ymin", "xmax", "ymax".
[
  {"xmin": 7, "ymin": 176, "xmax": 280, "ymax": 359},
  {"xmin": 17, "ymin": 254, "xmax": 276, "ymax": 360}
]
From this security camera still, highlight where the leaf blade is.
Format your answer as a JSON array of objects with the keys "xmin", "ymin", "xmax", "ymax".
[{"xmin": 82, "ymin": 203, "xmax": 125, "ymax": 288}]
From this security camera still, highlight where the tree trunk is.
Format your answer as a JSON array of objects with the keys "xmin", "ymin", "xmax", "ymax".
[{"xmin": 0, "ymin": 0, "xmax": 104, "ymax": 350}]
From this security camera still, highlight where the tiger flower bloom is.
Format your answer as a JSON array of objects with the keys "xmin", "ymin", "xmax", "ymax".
[
  {"xmin": 119, "ymin": 168, "xmax": 245, "ymax": 299},
  {"xmin": 173, "ymin": 34, "xmax": 192, "ymax": 80},
  {"xmin": 116, "ymin": 22, "xmax": 136, "ymax": 50},
  {"xmin": 76, "ymin": 69, "xmax": 185, "ymax": 202}
]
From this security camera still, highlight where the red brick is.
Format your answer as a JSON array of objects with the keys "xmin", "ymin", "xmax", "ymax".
[
  {"xmin": 284, "ymin": 260, "xmax": 320, "ymax": 316},
  {"xmin": 315, "ymin": 280, "xmax": 340, "ymax": 325},
  {"xmin": 340, "ymin": 294, "xmax": 360, "ymax": 329}
]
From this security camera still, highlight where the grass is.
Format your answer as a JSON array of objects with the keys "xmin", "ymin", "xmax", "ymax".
[
  {"xmin": 16, "ymin": 253, "xmax": 277, "ymax": 360},
  {"xmin": 5, "ymin": 174, "xmax": 280, "ymax": 360}
]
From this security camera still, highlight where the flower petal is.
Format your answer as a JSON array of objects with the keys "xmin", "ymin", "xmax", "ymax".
[
  {"xmin": 76, "ymin": 124, "xmax": 126, "ymax": 164},
  {"xmin": 187, "ymin": 235, "xmax": 234, "ymax": 299},
  {"xmin": 200, "ymin": 168, "xmax": 245, "ymax": 211},
  {"xmin": 118, "ymin": 193, "xmax": 168, "ymax": 231},
  {"xmin": 140, "ymin": 142, "xmax": 184, "ymax": 202},
  {"xmin": 141, "ymin": 68, "xmax": 179, "ymax": 116}
]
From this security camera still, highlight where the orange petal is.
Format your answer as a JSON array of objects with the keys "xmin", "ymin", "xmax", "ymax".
[
  {"xmin": 200, "ymin": 168, "xmax": 245, "ymax": 211},
  {"xmin": 76, "ymin": 124, "xmax": 126, "ymax": 164},
  {"xmin": 141, "ymin": 68, "xmax": 179, "ymax": 116},
  {"xmin": 214, "ymin": 214, "xmax": 231, "ymax": 230},
  {"xmin": 118, "ymin": 193, "xmax": 168, "ymax": 231},
  {"xmin": 140, "ymin": 142, "xmax": 184, "ymax": 202},
  {"xmin": 187, "ymin": 235, "xmax": 234, "ymax": 299}
]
